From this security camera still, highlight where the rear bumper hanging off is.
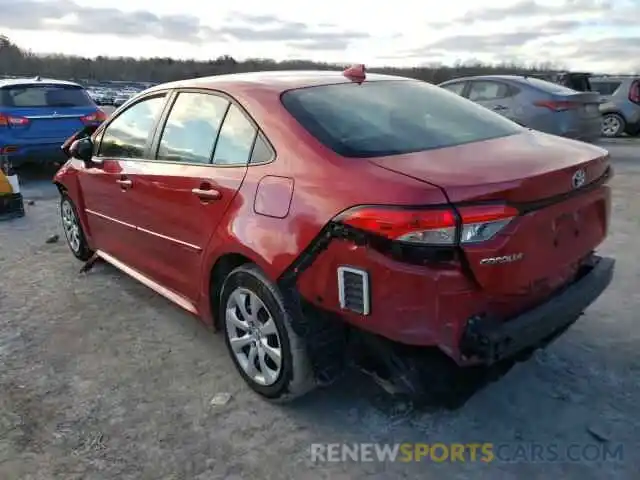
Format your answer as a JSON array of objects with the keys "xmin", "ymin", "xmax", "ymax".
[{"xmin": 460, "ymin": 255, "xmax": 615, "ymax": 364}]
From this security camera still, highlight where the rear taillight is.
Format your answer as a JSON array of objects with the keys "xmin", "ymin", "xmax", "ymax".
[
  {"xmin": 80, "ymin": 110, "xmax": 107, "ymax": 124},
  {"xmin": 336, "ymin": 204, "xmax": 519, "ymax": 245},
  {"xmin": 534, "ymin": 100, "xmax": 581, "ymax": 112},
  {"xmin": 0, "ymin": 113, "xmax": 30, "ymax": 127},
  {"xmin": 628, "ymin": 81, "xmax": 640, "ymax": 104}
]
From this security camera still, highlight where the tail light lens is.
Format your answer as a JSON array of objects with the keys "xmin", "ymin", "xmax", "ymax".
[
  {"xmin": 336, "ymin": 204, "xmax": 519, "ymax": 245},
  {"xmin": 629, "ymin": 80, "xmax": 640, "ymax": 104},
  {"xmin": 80, "ymin": 110, "xmax": 107, "ymax": 124},
  {"xmin": 534, "ymin": 100, "xmax": 581, "ymax": 112},
  {"xmin": 0, "ymin": 113, "xmax": 30, "ymax": 127}
]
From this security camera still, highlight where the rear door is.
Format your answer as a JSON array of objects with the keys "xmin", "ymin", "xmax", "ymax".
[
  {"xmin": 124, "ymin": 90, "xmax": 258, "ymax": 301},
  {"xmin": 78, "ymin": 92, "xmax": 169, "ymax": 267},
  {"xmin": 467, "ymin": 80, "xmax": 519, "ymax": 121},
  {"xmin": 0, "ymin": 83, "xmax": 99, "ymax": 143}
]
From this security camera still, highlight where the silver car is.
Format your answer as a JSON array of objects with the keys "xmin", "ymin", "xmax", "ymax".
[
  {"xmin": 589, "ymin": 75, "xmax": 640, "ymax": 138},
  {"xmin": 438, "ymin": 75, "xmax": 602, "ymax": 142}
]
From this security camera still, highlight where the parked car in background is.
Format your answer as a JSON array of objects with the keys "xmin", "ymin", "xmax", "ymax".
[
  {"xmin": 589, "ymin": 75, "xmax": 640, "ymax": 138},
  {"xmin": 55, "ymin": 67, "xmax": 615, "ymax": 403},
  {"xmin": 438, "ymin": 75, "xmax": 602, "ymax": 142},
  {"xmin": 532, "ymin": 71, "xmax": 593, "ymax": 92},
  {"xmin": 0, "ymin": 77, "xmax": 106, "ymax": 167}
]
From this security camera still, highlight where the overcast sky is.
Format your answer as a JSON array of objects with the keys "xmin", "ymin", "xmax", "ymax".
[{"xmin": 0, "ymin": 0, "xmax": 638, "ymax": 73}]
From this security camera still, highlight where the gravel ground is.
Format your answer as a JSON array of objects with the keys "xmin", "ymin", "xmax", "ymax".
[{"xmin": 1, "ymin": 141, "xmax": 639, "ymax": 479}]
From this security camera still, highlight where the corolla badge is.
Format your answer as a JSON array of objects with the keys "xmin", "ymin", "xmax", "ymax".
[
  {"xmin": 479, "ymin": 253, "xmax": 524, "ymax": 265},
  {"xmin": 572, "ymin": 169, "xmax": 586, "ymax": 189}
]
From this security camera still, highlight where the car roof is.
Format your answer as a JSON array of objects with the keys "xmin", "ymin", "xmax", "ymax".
[
  {"xmin": 0, "ymin": 77, "xmax": 83, "ymax": 89},
  {"xmin": 145, "ymin": 70, "xmax": 409, "ymax": 95}
]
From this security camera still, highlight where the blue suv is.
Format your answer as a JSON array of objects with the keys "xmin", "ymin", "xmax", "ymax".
[{"xmin": 0, "ymin": 77, "xmax": 105, "ymax": 167}]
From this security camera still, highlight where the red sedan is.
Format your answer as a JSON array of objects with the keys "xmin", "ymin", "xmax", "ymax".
[{"xmin": 54, "ymin": 66, "xmax": 615, "ymax": 402}]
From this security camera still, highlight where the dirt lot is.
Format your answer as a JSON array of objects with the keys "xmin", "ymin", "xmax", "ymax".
[{"xmin": 1, "ymin": 140, "xmax": 639, "ymax": 479}]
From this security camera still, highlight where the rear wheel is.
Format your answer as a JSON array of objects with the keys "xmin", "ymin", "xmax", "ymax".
[
  {"xmin": 601, "ymin": 113, "xmax": 626, "ymax": 137},
  {"xmin": 60, "ymin": 194, "xmax": 93, "ymax": 261},
  {"xmin": 220, "ymin": 264, "xmax": 316, "ymax": 401}
]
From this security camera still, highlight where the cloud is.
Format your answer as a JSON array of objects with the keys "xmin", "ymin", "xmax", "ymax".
[
  {"xmin": 398, "ymin": 1, "xmax": 640, "ymax": 72},
  {"xmin": 219, "ymin": 14, "xmax": 369, "ymax": 50},
  {"xmin": 0, "ymin": 0, "xmax": 369, "ymax": 50},
  {"xmin": 459, "ymin": 0, "xmax": 613, "ymax": 23}
]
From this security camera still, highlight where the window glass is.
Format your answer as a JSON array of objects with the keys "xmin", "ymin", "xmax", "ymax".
[
  {"xmin": 157, "ymin": 92, "xmax": 229, "ymax": 164},
  {"xmin": 250, "ymin": 133, "xmax": 273, "ymax": 164},
  {"xmin": 281, "ymin": 80, "xmax": 521, "ymax": 158},
  {"xmin": 441, "ymin": 82, "xmax": 465, "ymax": 96},
  {"xmin": 0, "ymin": 85, "xmax": 94, "ymax": 107},
  {"xmin": 590, "ymin": 81, "xmax": 621, "ymax": 96},
  {"xmin": 213, "ymin": 104, "xmax": 257, "ymax": 166},
  {"xmin": 98, "ymin": 95, "xmax": 166, "ymax": 158},
  {"xmin": 468, "ymin": 81, "xmax": 510, "ymax": 101}
]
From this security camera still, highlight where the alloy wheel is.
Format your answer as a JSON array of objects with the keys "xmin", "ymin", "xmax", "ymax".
[
  {"xmin": 225, "ymin": 287, "xmax": 283, "ymax": 386},
  {"xmin": 602, "ymin": 115, "xmax": 622, "ymax": 137},
  {"xmin": 61, "ymin": 200, "xmax": 81, "ymax": 253}
]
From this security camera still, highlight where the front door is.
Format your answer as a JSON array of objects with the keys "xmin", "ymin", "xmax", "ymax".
[
  {"xmin": 125, "ymin": 91, "xmax": 259, "ymax": 301},
  {"xmin": 78, "ymin": 93, "xmax": 169, "ymax": 268}
]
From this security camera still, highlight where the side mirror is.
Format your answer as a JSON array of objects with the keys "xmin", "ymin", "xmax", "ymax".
[{"xmin": 70, "ymin": 138, "xmax": 94, "ymax": 163}]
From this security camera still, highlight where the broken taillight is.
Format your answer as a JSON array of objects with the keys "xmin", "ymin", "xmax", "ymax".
[{"xmin": 336, "ymin": 204, "xmax": 519, "ymax": 245}]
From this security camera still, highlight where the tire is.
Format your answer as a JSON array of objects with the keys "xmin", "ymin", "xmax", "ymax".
[
  {"xmin": 60, "ymin": 194, "xmax": 93, "ymax": 261},
  {"xmin": 601, "ymin": 113, "xmax": 626, "ymax": 138},
  {"xmin": 219, "ymin": 264, "xmax": 316, "ymax": 402}
]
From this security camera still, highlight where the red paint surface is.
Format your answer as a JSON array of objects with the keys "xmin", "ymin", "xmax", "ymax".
[{"xmin": 54, "ymin": 71, "xmax": 612, "ymax": 364}]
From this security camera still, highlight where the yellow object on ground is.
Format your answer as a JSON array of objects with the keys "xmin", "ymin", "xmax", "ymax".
[{"xmin": 0, "ymin": 171, "xmax": 13, "ymax": 194}]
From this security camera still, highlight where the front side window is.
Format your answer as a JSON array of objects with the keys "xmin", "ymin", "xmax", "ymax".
[
  {"xmin": 98, "ymin": 95, "xmax": 166, "ymax": 159},
  {"xmin": 281, "ymin": 80, "xmax": 522, "ymax": 158},
  {"xmin": 212, "ymin": 104, "xmax": 257, "ymax": 166},
  {"xmin": 157, "ymin": 92, "xmax": 229, "ymax": 164},
  {"xmin": 0, "ymin": 84, "xmax": 94, "ymax": 108}
]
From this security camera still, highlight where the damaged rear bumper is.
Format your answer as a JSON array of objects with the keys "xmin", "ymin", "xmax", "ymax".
[{"xmin": 460, "ymin": 255, "xmax": 615, "ymax": 365}]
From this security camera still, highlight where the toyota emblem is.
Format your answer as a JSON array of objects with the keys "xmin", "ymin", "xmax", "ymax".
[{"xmin": 572, "ymin": 169, "xmax": 586, "ymax": 189}]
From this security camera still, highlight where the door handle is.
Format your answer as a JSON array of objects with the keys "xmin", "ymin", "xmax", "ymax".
[
  {"xmin": 493, "ymin": 105, "xmax": 508, "ymax": 111},
  {"xmin": 192, "ymin": 187, "xmax": 221, "ymax": 200},
  {"xmin": 116, "ymin": 179, "xmax": 132, "ymax": 188}
]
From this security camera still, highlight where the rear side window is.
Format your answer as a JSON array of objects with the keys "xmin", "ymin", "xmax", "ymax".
[
  {"xmin": 212, "ymin": 105, "xmax": 257, "ymax": 166},
  {"xmin": 157, "ymin": 92, "xmax": 229, "ymax": 164},
  {"xmin": 281, "ymin": 80, "xmax": 522, "ymax": 158},
  {"xmin": 590, "ymin": 81, "xmax": 622, "ymax": 95},
  {"xmin": 0, "ymin": 84, "xmax": 93, "ymax": 108},
  {"xmin": 440, "ymin": 82, "xmax": 466, "ymax": 96},
  {"xmin": 250, "ymin": 132, "xmax": 274, "ymax": 164},
  {"xmin": 468, "ymin": 81, "xmax": 512, "ymax": 101}
]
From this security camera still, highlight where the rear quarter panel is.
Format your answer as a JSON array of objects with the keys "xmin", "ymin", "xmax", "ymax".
[{"xmin": 197, "ymin": 84, "xmax": 450, "ymax": 316}]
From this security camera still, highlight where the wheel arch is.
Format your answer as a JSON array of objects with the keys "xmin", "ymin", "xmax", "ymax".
[{"xmin": 207, "ymin": 251, "xmax": 259, "ymax": 330}]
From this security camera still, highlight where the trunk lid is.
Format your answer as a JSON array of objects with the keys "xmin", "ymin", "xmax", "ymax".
[
  {"xmin": 4, "ymin": 106, "xmax": 96, "ymax": 141},
  {"xmin": 370, "ymin": 131, "xmax": 612, "ymax": 296}
]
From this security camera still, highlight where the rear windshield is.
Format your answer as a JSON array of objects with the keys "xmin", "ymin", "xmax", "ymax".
[
  {"xmin": 0, "ymin": 84, "xmax": 94, "ymax": 108},
  {"xmin": 281, "ymin": 80, "xmax": 522, "ymax": 158},
  {"xmin": 522, "ymin": 77, "xmax": 578, "ymax": 95}
]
